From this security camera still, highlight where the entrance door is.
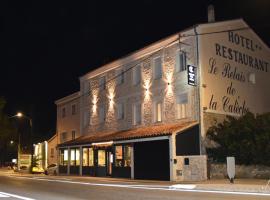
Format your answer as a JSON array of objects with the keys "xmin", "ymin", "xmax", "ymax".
[
  {"xmin": 134, "ymin": 140, "xmax": 170, "ymax": 180},
  {"xmin": 106, "ymin": 151, "xmax": 112, "ymax": 176}
]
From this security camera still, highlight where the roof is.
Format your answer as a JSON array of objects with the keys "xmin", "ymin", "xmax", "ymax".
[
  {"xmin": 55, "ymin": 91, "xmax": 80, "ymax": 105},
  {"xmin": 47, "ymin": 134, "xmax": 57, "ymax": 143},
  {"xmin": 58, "ymin": 121, "xmax": 198, "ymax": 147}
]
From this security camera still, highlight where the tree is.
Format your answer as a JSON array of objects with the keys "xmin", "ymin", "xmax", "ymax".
[
  {"xmin": 0, "ymin": 97, "xmax": 16, "ymax": 165},
  {"xmin": 206, "ymin": 112, "xmax": 270, "ymax": 166}
]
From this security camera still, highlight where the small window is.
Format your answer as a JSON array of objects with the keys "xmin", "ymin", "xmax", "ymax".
[
  {"xmin": 50, "ymin": 148, "xmax": 54, "ymax": 158},
  {"xmin": 61, "ymin": 132, "xmax": 67, "ymax": 143},
  {"xmin": 124, "ymin": 146, "xmax": 131, "ymax": 167},
  {"xmin": 83, "ymin": 148, "xmax": 88, "ymax": 166},
  {"xmin": 62, "ymin": 107, "xmax": 66, "ymax": 118},
  {"xmin": 99, "ymin": 76, "xmax": 106, "ymax": 90},
  {"xmin": 154, "ymin": 101, "xmax": 162, "ymax": 122},
  {"xmin": 133, "ymin": 103, "xmax": 141, "ymax": 125},
  {"xmin": 133, "ymin": 65, "xmax": 141, "ymax": 86},
  {"xmin": 70, "ymin": 149, "xmax": 76, "ymax": 166},
  {"xmin": 248, "ymin": 73, "xmax": 256, "ymax": 84},
  {"xmin": 99, "ymin": 105, "xmax": 106, "ymax": 123},
  {"xmin": 153, "ymin": 57, "xmax": 162, "ymax": 79},
  {"xmin": 176, "ymin": 93, "xmax": 188, "ymax": 119},
  {"xmin": 59, "ymin": 149, "xmax": 68, "ymax": 166},
  {"xmin": 71, "ymin": 104, "xmax": 76, "ymax": 115},
  {"xmin": 176, "ymin": 51, "xmax": 187, "ymax": 72},
  {"xmin": 115, "ymin": 146, "xmax": 123, "ymax": 167},
  {"xmin": 116, "ymin": 68, "xmax": 124, "ymax": 85},
  {"xmin": 117, "ymin": 103, "xmax": 125, "ymax": 120},
  {"xmin": 71, "ymin": 130, "xmax": 76, "ymax": 140},
  {"xmin": 83, "ymin": 110, "xmax": 90, "ymax": 127}
]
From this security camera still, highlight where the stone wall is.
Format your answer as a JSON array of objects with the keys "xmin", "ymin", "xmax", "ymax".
[
  {"xmin": 210, "ymin": 163, "xmax": 270, "ymax": 179},
  {"xmin": 174, "ymin": 155, "xmax": 207, "ymax": 181}
]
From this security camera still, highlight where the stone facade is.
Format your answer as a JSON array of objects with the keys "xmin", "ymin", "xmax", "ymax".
[
  {"xmin": 80, "ymin": 29, "xmax": 199, "ymax": 136},
  {"xmin": 210, "ymin": 163, "xmax": 270, "ymax": 179}
]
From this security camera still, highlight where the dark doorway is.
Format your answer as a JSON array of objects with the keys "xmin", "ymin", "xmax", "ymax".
[{"xmin": 134, "ymin": 139, "xmax": 170, "ymax": 180}]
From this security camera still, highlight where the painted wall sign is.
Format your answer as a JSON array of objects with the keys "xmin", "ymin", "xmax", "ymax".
[
  {"xmin": 199, "ymin": 20, "xmax": 270, "ymax": 116},
  {"xmin": 187, "ymin": 65, "xmax": 197, "ymax": 86}
]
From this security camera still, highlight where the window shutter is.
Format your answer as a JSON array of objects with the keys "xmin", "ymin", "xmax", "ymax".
[{"xmin": 154, "ymin": 57, "xmax": 162, "ymax": 79}]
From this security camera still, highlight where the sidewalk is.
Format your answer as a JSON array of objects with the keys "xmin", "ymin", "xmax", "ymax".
[{"xmin": 3, "ymin": 168, "xmax": 270, "ymax": 194}]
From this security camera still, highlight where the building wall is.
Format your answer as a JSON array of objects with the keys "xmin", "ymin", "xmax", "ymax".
[
  {"xmin": 47, "ymin": 135, "xmax": 57, "ymax": 165},
  {"xmin": 56, "ymin": 92, "xmax": 81, "ymax": 144},
  {"xmin": 198, "ymin": 19, "xmax": 270, "ymax": 148},
  {"xmin": 80, "ymin": 29, "xmax": 199, "ymax": 136}
]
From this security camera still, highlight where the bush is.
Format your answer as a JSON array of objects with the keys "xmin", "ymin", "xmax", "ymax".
[{"xmin": 206, "ymin": 112, "xmax": 270, "ymax": 166}]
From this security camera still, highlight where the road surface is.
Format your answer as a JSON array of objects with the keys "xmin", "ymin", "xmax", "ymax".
[{"xmin": 0, "ymin": 173, "xmax": 269, "ymax": 200}]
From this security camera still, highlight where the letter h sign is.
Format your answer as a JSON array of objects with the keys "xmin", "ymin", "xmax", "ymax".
[{"xmin": 187, "ymin": 65, "xmax": 197, "ymax": 86}]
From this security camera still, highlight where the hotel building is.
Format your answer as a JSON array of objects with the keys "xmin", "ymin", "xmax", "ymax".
[{"xmin": 55, "ymin": 18, "xmax": 270, "ymax": 181}]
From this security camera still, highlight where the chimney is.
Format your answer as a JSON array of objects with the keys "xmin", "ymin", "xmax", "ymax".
[{"xmin": 207, "ymin": 5, "xmax": 215, "ymax": 23}]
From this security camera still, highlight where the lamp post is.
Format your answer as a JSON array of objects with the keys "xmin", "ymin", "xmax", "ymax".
[{"xmin": 15, "ymin": 112, "xmax": 34, "ymax": 173}]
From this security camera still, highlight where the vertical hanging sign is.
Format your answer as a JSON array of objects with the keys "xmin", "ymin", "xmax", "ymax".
[{"xmin": 187, "ymin": 65, "xmax": 197, "ymax": 86}]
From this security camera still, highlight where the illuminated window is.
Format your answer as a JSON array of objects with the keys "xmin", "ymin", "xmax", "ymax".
[
  {"xmin": 117, "ymin": 103, "xmax": 125, "ymax": 120},
  {"xmin": 176, "ymin": 51, "xmax": 187, "ymax": 72},
  {"xmin": 62, "ymin": 107, "xmax": 66, "ymax": 118},
  {"xmin": 60, "ymin": 149, "xmax": 68, "ymax": 166},
  {"xmin": 99, "ymin": 105, "xmax": 106, "ymax": 123},
  {"xmin": 71, "ymin": 104, "xmax": 76, "ymax": 115},
  {"xmin": 99, "ymin": 76, "xmax": 106, "ymax": 90},
  {"xmin": 133, "ymin": 65, "xmax": 141, "ymax": 86},
  {"xmin": 98, "ymin": 150, "xmax": 105, "ymax": 167},
  {"xmin": 115, "ymin": 146, "xmax": 123, "ymax": 167},
  {"xmin": 89, "ymin": 148, "xmax": 94, "ymax": 166},
  {"xmin": 124, "ymin": 146, "xmax": 131, "ymax": 167},
  {"xmin": 133, "ymin": 103, "xmax": 141, "ymax": 125},
  {"xmin": 176, "ymin": 93, "xmax": 188, "ymax": 119},
  {"xmin": 153, "ymin": 57, "xmax": 162, "ymax": 79},
  {"xmin": 75, "ymin": 148, "xmax": 80, "ymax": 166},
  {"xmin": 154, "ymin": 101, "xmax": 162, "ymax": 122},
  {"xmin": 83, "ymin": 148, "xmax": 88, "ymax": 166},
  {"xmin": 116, "ymin": 68, "xmax": 125, "ymax": 85}
]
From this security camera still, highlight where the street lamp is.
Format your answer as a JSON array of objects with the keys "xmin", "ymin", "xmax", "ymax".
[{"xmin": 14, "ymin": 112, "xmax": 34, "ymax": 173}]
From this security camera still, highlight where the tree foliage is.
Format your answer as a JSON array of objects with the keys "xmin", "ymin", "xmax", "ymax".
[
  {"xmin": 0, "ymin": 97, "xmax": 16, "ymax": 164},
  {"xmin": 206, "ymin": 112, "xmax": 270, "ymax": 166}
]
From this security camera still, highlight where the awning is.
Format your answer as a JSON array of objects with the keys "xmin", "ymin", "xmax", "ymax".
[{"xmin": 58, "ymin": 121, "xmax": 198, "ymax": 147}]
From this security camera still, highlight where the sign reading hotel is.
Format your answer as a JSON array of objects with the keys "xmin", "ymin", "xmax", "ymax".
[
  {"xmin": 200, "ymin": 21, "xmax": 269, "ymax": 116},
  {"xmin": 187, "ymin": 65, "xmax": 197, "ymax": 86}
]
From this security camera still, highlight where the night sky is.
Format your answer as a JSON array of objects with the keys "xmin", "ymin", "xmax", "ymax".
[{"xmin": 1, "ymin": 0, "xmax": 270, "ymax": 141}]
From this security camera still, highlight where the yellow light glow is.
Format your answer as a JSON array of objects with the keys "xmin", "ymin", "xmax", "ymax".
[
  {"xmin": 164, "ymin": 70, "xmax": 174, "ymax": 95},
  {"xmin": 107, "ymin": 86, "xmax": 115, "ymax": 110},
  {"xmin": 143, "ymin": 79, "xmax": 152, "ymax": 100},
  {"xmin": 92, "ymin": 94, "xmax": 98, "ymax": 113},
  {"xmin": 16, "ymin": 112, "xmax": 23, "ymax": 117}
]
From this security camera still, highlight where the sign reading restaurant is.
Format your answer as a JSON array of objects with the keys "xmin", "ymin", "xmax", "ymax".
[{"xmin": 200, "ymin": 21, "xmax": 270, "ymax": 116}]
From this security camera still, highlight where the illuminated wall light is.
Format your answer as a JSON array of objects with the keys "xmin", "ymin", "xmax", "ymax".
[
  {"xmin": 143, "ymin": 79, "xmax": 152, "ymax": 100},
  {"xmin": 92, "ymin": 90, "xmax": 98, "ymax": 114},
  {"xmin": 164, "ymin": 70, "xmax": 174, "ymax": 95},
  {"xmin": 107, "ymin": 85, "xmax": 115, "ymax": 111}
]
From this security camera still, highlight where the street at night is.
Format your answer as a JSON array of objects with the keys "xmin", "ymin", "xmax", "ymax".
[{"xmin": 0, "ymin": 172, "xmax": 269, "ymax": 200}]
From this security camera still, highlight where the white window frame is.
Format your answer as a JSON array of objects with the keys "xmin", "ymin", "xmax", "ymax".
[
  {"xmin": 176, "ymin": 93, "xmax": 189, "ymax": 119},
  {"xmin": 175, "ymin": 50, "xmax": 187, "ymax": 73},
  {"xmin": 116, "ymin": 68, "xmax": 125, "ymax": 85},
  {"xmin": 153, "ymin": 56, "xmax": 162, "ymax": 80},
  {"xmin": 133, "ymin": 103, "xmax": 142, "ymax": 125},
  {"xmin": 61, "ymin": 107, "xmax": 66, "ymax": 118},
  {"xmin": 99, "ymin": 76, "xmax": 106, "ymax": 90},
  {"xmin": 71, "ymin": 130, "xmax": 76, "ymax": 140},
  {"xmin": 99, "ymin": 104, "xmax": 106, "ymax": 123},
  {"xmin": 71, "ymin": 104, "xmax": 76, "ymax": 115},
  {"xmin": 117, "ymin": 102, "xmax": 125, "ymax": 120},
  {"xmin": 153, "ymin": 99, "xmax": 163, "ymax": 123},
  {"xmin": 132, "ymin": 65, "xmax": 141, "ymax": 86}
]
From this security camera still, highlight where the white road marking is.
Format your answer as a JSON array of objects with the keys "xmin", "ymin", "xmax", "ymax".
[
  {"xmin": 0, "ymin": 192, "xmax": 35, "ymax": 200},
  {"xmin": 8, "ymin": 176, "xmax": 270, "ymax": 197},
  {"xmin": 170, "ymin": 184, "xmax": 196, "ymax": 189}
]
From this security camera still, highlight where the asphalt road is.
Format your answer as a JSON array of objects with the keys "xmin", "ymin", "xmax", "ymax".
[{"xmin": 0, "ymin": 174, "xmax": 269, "ymax": 200}]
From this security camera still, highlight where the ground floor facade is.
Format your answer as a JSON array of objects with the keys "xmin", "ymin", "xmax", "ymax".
[{"xmin": 57, "ymin": 122, "xmax": 207, "ymax": 181}]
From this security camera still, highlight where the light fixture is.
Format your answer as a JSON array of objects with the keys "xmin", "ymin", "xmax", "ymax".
[{"xmin": 16, "ymin": 112, "xmax": 23, "ymax": 117}]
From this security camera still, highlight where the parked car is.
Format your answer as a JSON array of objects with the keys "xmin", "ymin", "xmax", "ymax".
[
  {"xmin": 45, "ymin": 164, "xmax": 58, "ymax": 175},
  {"xmin": 32, "ymin": 166, "xmax": 45, "ymax": 174}
]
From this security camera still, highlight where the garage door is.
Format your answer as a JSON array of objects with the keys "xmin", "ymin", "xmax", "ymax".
[{"xmin": 134, "ymin": 139, "xmax": 170, "ymax": 180}]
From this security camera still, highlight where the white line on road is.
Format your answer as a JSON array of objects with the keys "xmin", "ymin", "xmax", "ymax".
[
  {"xmin": 8, "ymin": 176, "xmax": 270, "ymax": 197},
  {"xmin": 0, "ymin": 192, "xmax": 35, "ymax": 200}
]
